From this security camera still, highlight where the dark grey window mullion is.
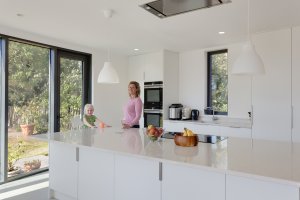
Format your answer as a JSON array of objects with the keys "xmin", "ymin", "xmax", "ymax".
[{"xmin": 50, "ymin": 48, "xmax": 59, "ymax": 133}]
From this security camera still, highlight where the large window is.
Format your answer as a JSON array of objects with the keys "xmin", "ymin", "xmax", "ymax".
[
  {"xmin": 7, "ymin": 41, "xmax": 50, "ymax": 179},
  {"xmin": 0, "ymin": 36, "xmax": 91, "ymax": 184},
  {"xmin": 207, "ymin": 49, "xmax": 228, "ymax": 115}
]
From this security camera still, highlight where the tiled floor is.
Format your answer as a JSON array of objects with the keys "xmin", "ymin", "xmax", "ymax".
[{"xmin": 0, "ymin": 173, "xmax": 49, "ymax": 200}]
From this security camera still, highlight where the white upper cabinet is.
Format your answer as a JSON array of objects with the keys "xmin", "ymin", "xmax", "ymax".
[
  {"xmin": 292, "ymin": 26, "xmax": 300, "ymax": 142},
  {"xmin": 128, "ymin": 51, "xmax": 163, "ymax": 82},
  {"xmin": 252, "ymin": 29, "xmax": 292, "ymax": 141}
]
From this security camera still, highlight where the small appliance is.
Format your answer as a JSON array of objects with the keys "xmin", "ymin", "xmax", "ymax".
[
  {"xmin": 191, "ymin": 109, "xmax": 200, "ymax": 120},
  {"xmin": 169, "ymin": 104, "xmax": 183, "ymax": 120},
  {"xmin": 181, "ymin": 107, "xmax": 191, "ymax": 120}
]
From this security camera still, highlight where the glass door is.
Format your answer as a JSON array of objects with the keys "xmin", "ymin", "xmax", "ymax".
[
  {"xmin": 7, "ymin": 40, "xmax": 50, "ymax": 179},
  {"xmin": 0, "ymin": 37, "xmax": 4, "ymax": 183},
  {"xmin": 56, "ymin": 51, "xmax": 91, "ymax": 132}
]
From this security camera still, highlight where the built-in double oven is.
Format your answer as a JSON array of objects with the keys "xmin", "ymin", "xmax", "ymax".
[{"xmin": 143, "ymin": 81, "xmax": 163, "ymax": 128}]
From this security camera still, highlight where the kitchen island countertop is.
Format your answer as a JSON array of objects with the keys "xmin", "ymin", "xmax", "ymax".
[{"xmin": 48, "ymin": 127, "xmax": 300, "ymax": 187}]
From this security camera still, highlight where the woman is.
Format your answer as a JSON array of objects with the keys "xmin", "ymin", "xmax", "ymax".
[{"xmin": 122, "ymin": 81, "xmax": 143, "ymax": 128}]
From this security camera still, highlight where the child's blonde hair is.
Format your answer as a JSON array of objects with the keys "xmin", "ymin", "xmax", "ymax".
[{"xmin": 84, "ymin": 104, "xmax": 94, "ymax": 114}]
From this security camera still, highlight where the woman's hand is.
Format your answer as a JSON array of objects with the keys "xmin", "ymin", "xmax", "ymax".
[{"xmin": 122, "ymin": 123, "xmax": 131, "ymax": 129}]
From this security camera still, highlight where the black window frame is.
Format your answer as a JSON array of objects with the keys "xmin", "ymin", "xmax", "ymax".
[
  {"xmin": 0, "ymin": 33, "xmax": 92, "ymax": 184},
  {"xmin": 207, "ymin": 49, "xmax": 228, "ymax": 116}
]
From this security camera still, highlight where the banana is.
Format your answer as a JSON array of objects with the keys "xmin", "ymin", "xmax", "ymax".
[
  {"xmin": 183, "ymin": 128, "xmax": 195, "ymax": 136},
  {"xmin": 187, "ymin": 130, "xmax": 194, "ymax": 136},
  {"xmin": 183, "ymin": 127, "xmax": 188, "ymax": 136}
]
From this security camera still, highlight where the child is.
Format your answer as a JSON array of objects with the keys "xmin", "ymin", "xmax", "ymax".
[{"xmin": 83, "ymin": 104, "xmax": 110, "ymax": 128}]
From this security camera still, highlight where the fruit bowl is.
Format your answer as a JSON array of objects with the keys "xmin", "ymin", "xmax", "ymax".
[
  {"xmin": 174, "ymin": 133, "xmax": 198, "ymax": 147},
  {"xmin": 144, "ymin": 127, "xmax": 164, "ymax": 142}
]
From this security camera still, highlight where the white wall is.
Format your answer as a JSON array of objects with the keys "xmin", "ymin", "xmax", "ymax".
[
  {"xmin": 178, "ymin": 43, "xmax": 251, "ymax": 118},
  {"xmin": 0, "ymin": 24, "xmax": 129, "ymax": 127},
  {"xmin": 92, "ymin": 54, "xmax": 129, "ymax": 127}
]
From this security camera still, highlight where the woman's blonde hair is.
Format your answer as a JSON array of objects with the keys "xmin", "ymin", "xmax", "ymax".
[
  {"xmin": 84, "ymin": 104, "xmax": 94, "ymax": 114},
  {"xmin": 128, "ymin": 81, "xmax": 140, "ymax": 97}
]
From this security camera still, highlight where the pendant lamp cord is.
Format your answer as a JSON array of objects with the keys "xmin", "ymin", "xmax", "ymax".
[
  {"xmin": 247, "ymin": 0, "xmax": 250, "ymax": 41},
  {"xmin": 108, "ymin": 49, "xmax": 111, "ymax": 62}
]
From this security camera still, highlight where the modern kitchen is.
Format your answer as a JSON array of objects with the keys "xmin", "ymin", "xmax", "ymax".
[{"xmin": 1, "ymin": 0, "xmax": 300, "ymax": 200}]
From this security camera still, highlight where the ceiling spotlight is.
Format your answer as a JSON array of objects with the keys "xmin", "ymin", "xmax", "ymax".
[
  {"xmin": 218, "ymin": 31, "xmax": 225, "ymax": 35},
  {"xmin": 134, "ymin": 48, "xmax": 139, "ymax": 51},
  {"xmin": 103, "ymin": 9, "xmax": 113, "ymax": 18},
  {"xmin": 145, "ymin": 6, "xmax": 151, "ymax": 10}
]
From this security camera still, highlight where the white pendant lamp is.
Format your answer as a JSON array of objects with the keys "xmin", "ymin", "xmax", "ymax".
[
  {"xmin": 97, "ymin": 9, "xmax": 120, "ymax": 84},
  {"xmin": 232, "ymin": 0, "xmax": 265, "ymax": 75},
  {"xmin": 97, "ymin": 61, "xmax": 119, "ymax": 83}
]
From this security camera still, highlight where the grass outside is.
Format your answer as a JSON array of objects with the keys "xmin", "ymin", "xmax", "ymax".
[{"xmin": 8, "ymin": 128, "xmax": 49, "ymax": 173}]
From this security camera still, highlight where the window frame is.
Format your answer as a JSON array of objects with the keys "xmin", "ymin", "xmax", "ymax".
[
  {"xmin": 0, "ymin": 33, "xmax": 91, "ymax": 184},
  {"xmin": 207, "ymin": 49, "xmax": 228, "ymax": 116}
]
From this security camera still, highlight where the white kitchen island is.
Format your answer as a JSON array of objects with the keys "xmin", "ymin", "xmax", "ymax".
[{"xmin": 48, "ymin": 127, "xmax": 300, "ymax": 200}]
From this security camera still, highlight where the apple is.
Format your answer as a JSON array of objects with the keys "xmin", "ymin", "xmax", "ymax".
[
  {"xmin": 148, "ymin": 127, "xmax": 156, "ymax": 136},
  {"xmin": 154, "ymin": 129, "xmax": 160, "ymax": 137}
]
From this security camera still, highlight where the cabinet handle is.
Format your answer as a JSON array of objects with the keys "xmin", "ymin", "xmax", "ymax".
[
  {"xmin": 251, "ymin": 105, "xmax": 253, "ymax": 127},
  {"xmin": 76, "ymin": 147, "xmax": 79, "ymax": 162},
  {"xmin": 291, "ymin": 105, "xmax": 294, "ymax": 129},
  {"xmin": 159, "ymin": 162, "xmax": 162, "ymax": 181}
]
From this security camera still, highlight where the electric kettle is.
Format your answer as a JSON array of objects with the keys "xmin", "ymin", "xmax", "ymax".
[
  {"xmin": 182, "ymin": 107, "xmax": 191, "ymax": 120},
  {"xmin": 191, "ymin": 109, "xmax": 200, "ymax": 120}
]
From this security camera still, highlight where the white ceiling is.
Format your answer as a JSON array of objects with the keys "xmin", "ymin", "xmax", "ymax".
[{"xmin": 0, "ymin": 0, "xmax": 299, "ymax": 56}]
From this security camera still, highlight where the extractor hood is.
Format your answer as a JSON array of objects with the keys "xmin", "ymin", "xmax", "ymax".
[{"xmin": 141, "ymin": 0, "xmax": 231, "ymax": 18}]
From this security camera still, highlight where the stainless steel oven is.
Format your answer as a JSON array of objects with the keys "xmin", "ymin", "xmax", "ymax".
[
  {"xmin": 144, "ymin": 109, "xmax": 163, "ymax": 128},
  {"xmin": 144, "ymin": 81, "xmax": 163, "ymax": 110}
]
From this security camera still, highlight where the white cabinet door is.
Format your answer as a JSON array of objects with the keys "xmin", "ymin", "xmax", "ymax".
[
  {"xmin": 49, "ymin": 141, "xmax": 78, "ymax": 199},
  {"xmin": 292, "ymin": 26, "xmax": 300, "ymax": 142},
  {"xmin": 115, "ymin": 154, "xmax": 161, "ymax": 200},
  {"xmin": 78, "ymin": 147, "xmax": 114, "ymax": 200},
  {"xmin": 252, "ymin": 29, "xmax": 292, "ymax": 141},
  {"xmin": 226, "ymin": 175, "xmax": 299, "ymax": 200},
  {"xmin": 143, "ymin": 52, "xmax": 163, "ymax": 82},
  {"xmin": 162, "ymin": 163, "xmax": 225, "ymax": 200},
  {"xmin": 129, "ymin": 52, "xmax": 163, "ymax": 82},
  {"xmin": 129, "ymin": 55, "xmax": 144, "ymax": 81}
]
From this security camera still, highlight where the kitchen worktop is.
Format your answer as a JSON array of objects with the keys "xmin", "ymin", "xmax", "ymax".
[
  {"xmin": 164, "ymin": 117, "xmax": 251, "ymax": 128},
  {"xmin": 48, "ymin": 127, "xmax": 300, "ymax": 186}
]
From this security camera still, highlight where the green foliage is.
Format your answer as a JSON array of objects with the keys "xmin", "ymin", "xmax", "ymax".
[
  {"xmin": 59, "ymin": 58, "xmax": 82, "ymax": 131},
  {"xmin": 8, "ymin": 139, "xmax": 25, "ymax": 171},
  {"xmin": 210, "ymin": 52, "xmax": 228, "ymax": 113},
  {"xmin": 8, "ymin": 41, "xmax": 82, "ymax": 133}
]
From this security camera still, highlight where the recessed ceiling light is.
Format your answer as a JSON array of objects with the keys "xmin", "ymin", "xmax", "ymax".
[
  {"xmin": 134, "ymin": 48, "xmax": 139, "ymax": 51},
  {"xmin": 145, "ymin": 6, "xmax": 151, "ymax": 10},
  {"xmin": 218, "ymin": 31, "xmax": 225, "ymax": 35},
  {"xmin": 16, "ymin": 13, "xmax": 24, "ymax": 17}
]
